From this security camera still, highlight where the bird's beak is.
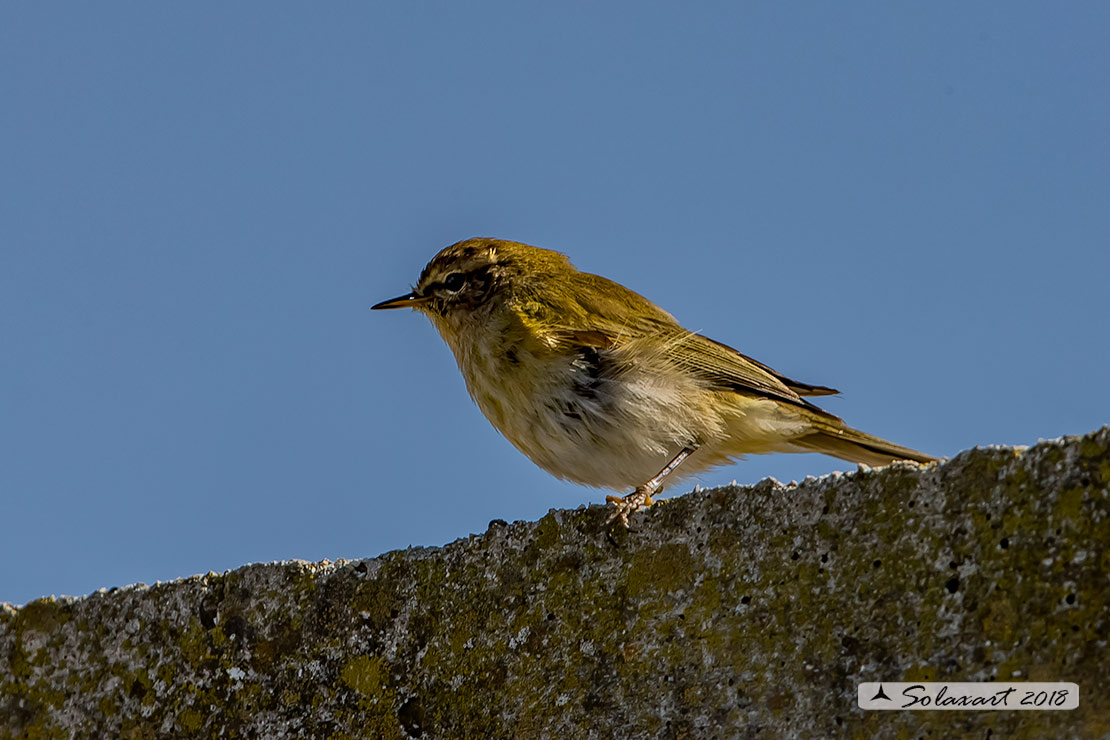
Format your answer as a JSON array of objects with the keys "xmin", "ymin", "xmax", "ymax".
[{"xmin": 371, "ymin": 291, "xmax": 432, "ymax": 310}]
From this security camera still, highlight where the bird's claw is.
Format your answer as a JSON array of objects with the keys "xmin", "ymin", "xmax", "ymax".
[{"xmin": 604, "ymin": 488, "xmax": 655, "ymax": 529}]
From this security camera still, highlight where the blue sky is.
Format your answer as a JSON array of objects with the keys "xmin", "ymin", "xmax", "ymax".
[{"xmin": 2, "ymin": 3, "xmax": 1107, "ymax": 605}]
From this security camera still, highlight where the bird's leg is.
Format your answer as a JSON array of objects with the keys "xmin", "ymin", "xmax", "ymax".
[{"xmin": 605, "ymin": 446, "xmax": 698, "ymax": 528}]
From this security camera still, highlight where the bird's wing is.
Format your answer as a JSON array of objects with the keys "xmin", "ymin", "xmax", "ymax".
[
  {"xmin": 662, "ymin": 333, "xmax": 833, "ymax": 407},
  {"xmin": 697, "ymin": 336, "xmax": 840, "ymax": 398},
  {"xmin": 524, "ymin": 272, "xmax": 840, "ymax": 416}
]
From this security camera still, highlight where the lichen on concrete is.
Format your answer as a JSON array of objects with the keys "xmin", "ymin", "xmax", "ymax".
[{"xmin": 2, "ymin": 427, "xmax": 1108, "ymax": 739}]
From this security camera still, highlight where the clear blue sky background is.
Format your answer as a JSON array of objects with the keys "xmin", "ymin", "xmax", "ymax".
[{"xmin": 3, "ymin": 4, "xmax": 1107, "ymax": 606}]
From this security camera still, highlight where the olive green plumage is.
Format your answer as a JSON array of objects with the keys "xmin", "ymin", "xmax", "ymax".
[{"xmin": 374, "ymin": 237, "xmax": 936, "ymax": 525}]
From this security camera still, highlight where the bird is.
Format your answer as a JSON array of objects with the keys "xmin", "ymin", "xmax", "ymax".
[{"xmin": 372, "ymin": 238, "xmax": 936, "ymax": 527}]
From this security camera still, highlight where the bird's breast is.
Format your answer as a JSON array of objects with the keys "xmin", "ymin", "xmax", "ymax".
[
  {"xmin": 453, "ymin": 328, "xmax": 590, "ymax": 438},
  {"xmin": 440, "ymin": 322, "xmax": 710, "ymax": 489}
]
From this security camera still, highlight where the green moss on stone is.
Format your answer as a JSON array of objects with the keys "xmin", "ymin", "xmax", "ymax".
[{"xmin": 1, "ymin": 427, "xmax": 1107, "ymax": 739}]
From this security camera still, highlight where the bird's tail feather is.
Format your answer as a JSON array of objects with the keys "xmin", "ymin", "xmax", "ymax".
[{"xmin": 793, "ymin": 422, "xmax": 937, "ymax": 467}]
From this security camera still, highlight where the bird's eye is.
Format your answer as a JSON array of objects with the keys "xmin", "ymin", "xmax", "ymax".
[{"xmin": 443, "ymin": 272, "xmax": 465, "ymax": 292}]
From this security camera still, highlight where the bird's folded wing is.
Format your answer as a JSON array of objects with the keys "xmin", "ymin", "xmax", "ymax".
[{"xmin": 526, "ymin": 272, "xmax": 840, "ymax": 417}]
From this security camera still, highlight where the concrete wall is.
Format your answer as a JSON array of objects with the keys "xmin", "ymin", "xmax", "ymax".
[{"xmin": 2, "ymin": 428, "xmax": 1107, "ymax": 739}]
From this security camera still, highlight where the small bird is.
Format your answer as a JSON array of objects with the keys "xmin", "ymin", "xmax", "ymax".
[{"xmin": 373, "ymin": 238, "xmax": 936, "ymax": 527}]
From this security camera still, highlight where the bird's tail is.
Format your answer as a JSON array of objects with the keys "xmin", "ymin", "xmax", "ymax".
[{"xmin": 792, "ymin": 419, "xmax": 937, "ymax": 467}]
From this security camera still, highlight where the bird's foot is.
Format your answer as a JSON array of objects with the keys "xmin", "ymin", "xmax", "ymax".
[{"xmin": 604, "ymin": 486, "xmax": 656, "ymax": 529}]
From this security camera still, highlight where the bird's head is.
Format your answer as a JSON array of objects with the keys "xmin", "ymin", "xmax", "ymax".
[{"xmin": 372, "ymin": 237, "xmax": 573, "ymax": 321}]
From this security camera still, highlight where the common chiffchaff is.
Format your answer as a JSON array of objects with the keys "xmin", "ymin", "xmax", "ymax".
[{"xmin": 373, "ymin": 238, "xmax": 936, "ymax": 526}]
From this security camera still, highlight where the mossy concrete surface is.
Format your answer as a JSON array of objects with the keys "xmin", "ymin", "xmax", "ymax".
[{"xmin": 2, "ymin": 428, "xmax": 1108, "ymax": 739}]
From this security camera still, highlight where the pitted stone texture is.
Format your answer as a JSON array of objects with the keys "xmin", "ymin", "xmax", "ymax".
[{"xmin": 2, "ymin": 428, "xmax": 1108, "ymax": 739}]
